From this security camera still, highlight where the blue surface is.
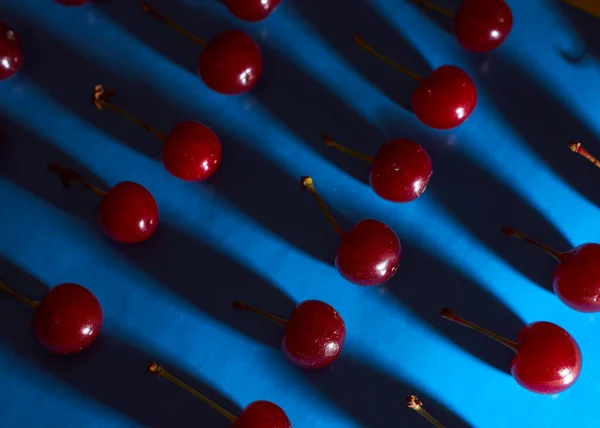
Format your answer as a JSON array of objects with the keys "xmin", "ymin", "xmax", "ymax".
[{"xmin": 1, "ymin": 0, "xmax": 600, "ymax": 426}]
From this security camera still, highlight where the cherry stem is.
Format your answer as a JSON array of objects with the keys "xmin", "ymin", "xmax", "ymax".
[
  {"xmin": 93, "ymin": 85, "xmax": 167, "ymax": 141},
  {"xmin": 439, "ymin": 308, "xmax": 519, "ymax": 353},
  {"xmin": 411, "ymin": 0, "xmax": 455, "ymax": 18},
  {"xmin": 147, "ymin": 362, "xmax": 238, "ymax": 422},
  {"xmin": 323, "ymin": 132, "xmax": 374, "ymax": 164},
  {"xmin": 141, "ymin": 2, "xmax": 208, "ymax": 47},
  {"xmin": 407, "ymin": 395, "xmax": 446, "ymax": 428},
  {"xmin": 47, "ymin": 163, "xmax": 108, "ymax": 197},
  {"xmin": 300, "ymin": 176, "xmax": 346, "ymax": 238},
  {"xmin": 569, "ymin": 142, "xmax": 600, "ymax": 169},
  {"xmin": 232, "ymin": 301, "xmax": 288, "ymax": 327},
  {"xmin": 0, "ymin": 279, "xmax": 39, "ymax": 309},
  {"xmin": 501, "ymin": 226, "xmax": 564, "ymax": 263},
  {"xmin": 353, "ymin": 35, "xmax": 424, "ymax": 82}
]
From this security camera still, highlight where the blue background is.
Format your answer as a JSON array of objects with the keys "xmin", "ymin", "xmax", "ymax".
[{"xmin": 1, "ymin": 0, "xmax": 600, "ymax": 426}]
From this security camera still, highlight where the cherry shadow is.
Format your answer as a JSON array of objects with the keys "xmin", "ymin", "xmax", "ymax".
[
  {"xmin": 386, "ymin": 243, "xmax": 525, "ymax": 374},
  {"xmin": 10, "ymin": 16, "xmax": 164, "ymax": 161},
  {"xmin": 465, "ymin": 53, "xmax": 600, "ymax": 208},
  {"xmin": 557, "ymin": 1, "xmax": 600, "ymax": 66},
  {"xmin": 289, "ymin": 0, "xmax": 433, "ymax": 112},
  {"xmin": 300, "ymin": 355, "xmax": 472, "ymax": 428},
  {"xmin": 0, "ymin": 259, "xmax": 240, "ymax": 428},
  {"xmin": 111, "ymin": 223, "xmax": 296, "ymax": 350}
]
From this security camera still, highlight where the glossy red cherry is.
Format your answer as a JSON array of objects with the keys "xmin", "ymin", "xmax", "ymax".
[
  {"xmin": 234, "ymin": 300, "xmax": 346, "ymax": 369},
  {"xmin": 148, "ymin": 362, "xmax": 291, "ymax": 427},
  {"xmin": 0, "ymin": 22, "xmax": 23, "ymax": 81},
  {"xmin": 411, "ymin": 65, "xmax": 477, "ymax": 130},
  {"xmin": 322, "ymin": 133, "xmax": 433, "ymax": 202},
  {"xmin": 441, "ymin": 308, "xmax": 582, "ymax": 394},
  {"xmin": 48, "ymin": 164, "xmax": 160, "ymax": 244},
  {"xmin": 407, "ymin": 395, "xmax": 445, "ymax": 427},
  {"xmin": 55, "ymin": 0, "xmax": 90, "ymax": 6},
  {"xmin": 0, "ymin": 280, "xmax": 103, "ymax": 355},
  {"xmin": 301, "ymin": 176, "xmax": 402, "ymax": 285},
  {"xmin": 502, "ymin": 226, "xmax": 600, "ymax": 312},
  {"xmin": 141, "ymin": 3, "xmax": 263, "ymax": 95},
  {"xmin": 453, "ymin": 0, "xmax": 513, "ymax": 52},
  {"xmin": 353, "ymin": 36, "xmax": 476, "ymax": 129},
  {"xmin": 198, "ymin": 30, "xmax": 263, "ymax": 95},
  {"xmin": 224, "ymin": 0, "xmax": 281, "ymax": 22},
  {"xmin": 93, "ymin": 85, "xmax": 222, "ymax": 182}
]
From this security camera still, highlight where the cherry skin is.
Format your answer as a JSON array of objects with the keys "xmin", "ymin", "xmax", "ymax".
[
  {"xmin": 552, "ymin": 244, "xmax": 600, "ymax": 312},
  {"xmin": 282, "ymin": 300, "xmax": 346, "ymax": 369},
  {"xmin": 370, "ymin": 139, "xmax": 433, "ymax": 202},
  {"xmin": 453, "ymin": 0, "xmax": 513, "ymax": 53},
  {"xmin": 336, "ymin": 219, "xmax": 402, "ymax": 286},
  {"xmin": 0, "ymin": 22, "xmax": 23, "ymax": 81},
  {"xmin": 232, "ymin": 401, "xmax": 291, "ymax": 428},
  {"xmin": 55, "ymin": 0, "xmax": 90, "ymax": 5},
  {"xmin": 511, "ymin": 321, "xmax": 582, "ymax": 394},
  {"xmin": 198, "ymin": 30, "xmax": 263, "ymax": 95},
  {"xmin": 32, "ymin": 283, "xmax": 103, "ymax": 355},
  {"xmin": 162, "ymin": 121, "xmax": 222, "ymax": 181},
  {"xmin": 224, "ymin": 0, "xmax": 281, "ymax": 22},
  {"xmin": 97, "ymin": 182, "xmax": 159, "ymax": 244},
  {"xmin": 412, "ymin": 65, "xmax": 477, "ymax": 130}
]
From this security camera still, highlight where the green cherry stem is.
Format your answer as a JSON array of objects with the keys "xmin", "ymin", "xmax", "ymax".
[
  {"xmin": 407, "ymin": 395, "xmax": 446, "ymax": 428},
  {"xmin": 233, "ymin": 301, "xmax": 288, "ymax": 327},
  {"xmin": 300, "ymin": 176, "xmax": 346, "ymax": 238},
  {"xmin": 0, "ymin": 279, "xmax": 39, "ymax": 308},
  {"xmin": 323, "ymin": 132, "xmax": 374, "ymax": 163}
]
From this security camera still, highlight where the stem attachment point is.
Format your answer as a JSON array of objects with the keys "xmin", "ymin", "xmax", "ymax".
[
  {"xmin": 300, "ymin": 176, "xmax": 346, "ymax": 238},
  {"xmin": 407, "ymin": 395, "xmax": 446, "ymax": 428}
]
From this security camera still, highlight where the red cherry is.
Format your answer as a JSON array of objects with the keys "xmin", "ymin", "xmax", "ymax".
[
  {"xmin": 502, "ymin": 226, "xmax": 600, "ymax": 312},
  {"xmin": 0, "ymin": 280, "xmax": 103, "ymax": 355},
  {"xmin": 453, "ymin": 0, "xmax": 513, "ymax": 53},
  {"xmin": 301, "ymin": 176, "xmax": 402, "ymax": 286},
  {"xmin": 411, "ymin": 65, "xmax": 477, "ymax": 130},
  {"xmin": 224, "ymin": 0, "xmax": 281, "ymax": 22},
  {"xmin": 441, "ymin": 308, "xmax": 582, "ymax": 394},
  {"xmin": 0, "ymin": 22, "xmax": 23, "ymax": 81},
  {"xmin": 48, "ymin": 164, "xmax": 160, "ymax": 244},
  {"xmin": 353, "ymin": 36, "xmax": 476, "ymax": 129},
  {"xmin": 97, "ymin": 181, "xmax": 159, "ymax": 244},
  {"xmin": 232, "ymin": 401, "xmax": 291, "ymax": 428},
  {"xmin": 148, "ymin": 362, "xmax": 291, "ymax": 426},
  {"xmin": 234, "ymin": 300, "xmax": 346, "ymax": 369},
  {"xmin": 141, "ymin": 3, "xmax": 263, "ymax": 95},
  {"xmin": 55, "ymin": 0, "xmax": 90, "ymax": 6},
  {"xmin": 322, "ymin": 133, "xmax": 433, "ymax": 202},
  {"xmin": 198, "ymin": 30, "xmax": 263, "ymax": 95},
  {"xmin": 407, "ymin": 395, "xmax": 445, "ymax": 427},
  {"xmin": 162, "ymin": 121, "xmax": 222, "ymax": 181}
]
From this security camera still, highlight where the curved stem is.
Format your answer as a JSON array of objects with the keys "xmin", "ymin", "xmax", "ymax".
[
  {"xmin": 141, "ymin": 2, "xmax": 207, "ymax": 47},
  {"xmin": 501, "ymin": 226, "xmax": 564, "ymax": 263},
  {"xmin": 93, "ymin": 85, "xmax": 167, "ymax": 141},
  {"xmin": 47, "ymin": 163, "xmax": 107, "ymax": 197},
  {"xmin": 147, "ymin": 362, "xmax": 237, "ymax": 423},
  {"xmin": 323, "ymin": 133, "xmax": 374, "ymax": 164},
  {"xmin": 562, "ymin": 0, "xmax": 600, "ymax": 19},
  {"xmin": 233, "ymin": 301, "xmax": 288, "ymax": 327},
  {"xmin": 0, "ymin": 280, "xmax": 39, "ymax": 308},
  {"xmin": 353, "ymin": 35, "xmax": 424, "ymax": 82},
  {"xmin": 412, "ymin": 0, "xmax": 455, "ymax": 18},
  {"xmin": 407, "ymin": 396, "xmax": 446, "ymax": 428},
  {"xmin": 439, "ymin": 308, "xmax": 519, "ymax": 353},
  {"xmin": 569, "ymin": 142, "xmax": 600, "ymax": 169},
  {"xmin": 300, "ymin": 176, "xmax": 346, "ymax": 238}
]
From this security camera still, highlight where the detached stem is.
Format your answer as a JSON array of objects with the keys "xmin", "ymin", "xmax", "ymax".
[
  {"xmin": 412, "ymin": 0, "xmax": 455, "ymax": 18},
  {"xmin": 353, "ymin": 35, "xmax": 424, "ymax": 82},
  {"xmin": 407, "ymin": 396, "xmax": 446, "ymax": 428},
  {"xmin": 501, "ymin": 226, "xmax": 563, "ymax": 263},
  {"xmin": 439, "ymin": 308, "xmax": 519, "ymax": 353},
  {"xmin": 300, "ymin": 176, "xmax": 346, "ymax": 238},
  {"xmin": 47, "ymin": 163, "xmax": 108, "ymax": 197},
  {"xmin": 569, "ymin": 142, "xmax": 600, "ymax": 169},
  {"xmin": 93, "ymin": 85, "xmax": 167, "ymax": 141},
  {"xmin": 141, "ymin": 2, "xmax": 208, "ymax": 47},
  {"xmin": 147, "ymin": 362, "xmax": 237, "ymax": 423},
  {"xmin": 323, "ymin": 133, "xmax": 374, "ymax": 164},
  {"xmin": 0, "ymin": 280, "xmax": 39, "ymax": 308},
  {"xmin": 233, "ymin": 301, "xmax": 288, "ymax": 327}
]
